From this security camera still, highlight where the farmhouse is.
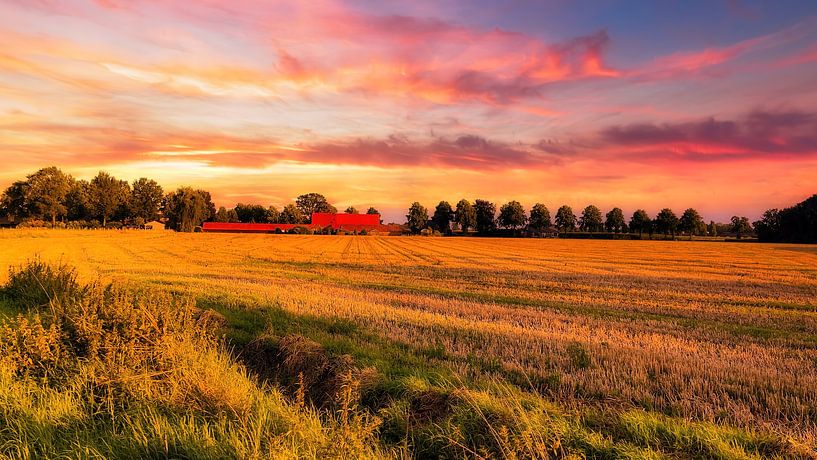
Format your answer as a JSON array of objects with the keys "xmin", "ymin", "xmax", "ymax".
[{"xmin": 202, "ymin": 212, "xmax": 402, "ymax": 235}]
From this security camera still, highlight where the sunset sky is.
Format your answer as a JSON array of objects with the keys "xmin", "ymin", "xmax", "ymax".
[{"xmin": 1, "ymin": 0, "xmax": 816, "ymax": 222}]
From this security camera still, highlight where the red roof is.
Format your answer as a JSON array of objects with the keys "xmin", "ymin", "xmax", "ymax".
[{"xmin": 202, "ymin": 212, "xmax": 391, "ymax": 234}]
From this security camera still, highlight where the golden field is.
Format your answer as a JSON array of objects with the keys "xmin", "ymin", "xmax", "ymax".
[{"xmin": 1, "ymin": 229, "xmax": 816, "ymax": 458}]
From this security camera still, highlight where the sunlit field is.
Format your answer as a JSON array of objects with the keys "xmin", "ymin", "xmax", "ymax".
[{"xmin": 1, "ymin": 229, "xmax": 816, "ymax": 458}]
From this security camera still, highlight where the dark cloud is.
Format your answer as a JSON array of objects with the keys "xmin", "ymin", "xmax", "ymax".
[
  {"xmin": 300, "ymin": 134, "xmax": 546, "ymax": 169},
  {"xmin": 599, "ymin": 110, "xmax": 817, "ymax": 158}
]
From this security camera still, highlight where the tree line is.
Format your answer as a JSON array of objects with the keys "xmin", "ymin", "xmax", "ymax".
[
  {"xmin": 0, "ymin": 167, "xmax": 379, "ymax": 232},
  {"xmin": 753, "ymin": 195, "xmax": 817, "ymax": 243},
  {"xmin": 405, "ymin": 199, "xmax": 758, "ymax": 239},
  {"xmin": 216, "ymin": 194, "xmax": 379, "ymax": 225}
]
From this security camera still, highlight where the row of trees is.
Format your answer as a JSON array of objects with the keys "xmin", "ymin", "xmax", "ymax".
[
  {"xmin": 0, "ymin": 167, "xmax": 169, "ymax": 227},
  {"xmin": 0, "ymin": 167, "xmax": 380, "ymax": 232},
  {"xmin": 754, "ymin": 195, "xmax": 817, "ymax": 243},
  {"xmin": 406, "ymin": 199, "xmax": 755, "ymax": 238},
  {"xmin": 216, "ymin": 195, "xmax": 379, "ymax": 225},
  {"xmin": 0, "ymin": 167, "xmax": 216, "ymax": 231}
]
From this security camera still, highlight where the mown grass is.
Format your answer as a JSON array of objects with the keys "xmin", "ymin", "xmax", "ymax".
[{"xmin": 1, "ymin": 231, "xmax": 816, "ymax": 458}]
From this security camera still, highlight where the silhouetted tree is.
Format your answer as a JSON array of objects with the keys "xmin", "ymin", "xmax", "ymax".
[
  {"xmin": 708, "ymin": 220, "xmax": 718, "ymax": 237},
  {"xmin": 605, "ymin": 207, "xmax": 626, "ymax": 233},
  {"xmin": 432, "ymin": 201, "xmax": 454, "ymax": 234},
  {"xmin": 498, "ymin": 201, "xmax": 526, "ymax": 231},
  {"xmin": 455, "ymin": 199, "xmax": 477, "ymax": 234},
  {"xmin": 90, "ymin": 171, "xmax": 130, "ymax": 227},
  {"xmin": 164, "ymin": 187, "xmax": 215, "ymax": 232},
  {"xmin": 580, "ymin": 205, "xmax": 603, "ymax": 232},
  {"xmin": 130, "ymin": 178, "xmax": 164, "ymax": 221},
  {"xmin": 266, "ymin": 206, "xmax": 280, "ymax": 223},
  {"xmin": 24, "ymin": 167, "xmax": 72, "ymax": 225},
  {"xmin": 730, "ymin": 216, "xmax": 752, "ymax": 239},
  {"xmin": 296, "ymin": 193, "xmax": 334, "ymax": 222},
  {"xmin": 1, "ymin": 181, "xmax": 30, "ymax": 220},
  {"xmin": 279, "ymin": 204, "xmax": 305, "ymax": 224},
  {"xmin": 753, "ymin": 209, "xmax": 780, "ymax": 242},
  {"xmin": 655, "ymin": 208, "xmax": 679, "ymax": 237},
  {"xmin": 528, "ymin": 203, "xmax": 551, "ymax": 233},
  {"xmin": 65, "ymin": 179, "xmax": 92, "ymax": 221},
  {"xmin": 366, "ymin": 207, "xmax": 379, "ymax": 215},
  {"xmin": 344, "ymin": 206, "xmax": 359, "ymax": 214},
  {"xmin": 756, "ymin": 195, "xmax": 817, "ymax": 243},
  {"xmin": 555, "ymin": 205, "xmax": 576, "ymax": 232},
  {"xmin": 474, "ymin": 199, "xmax": 496, "ymax": 235},
  {"xmin": 406, "ymin": 202, "xmax": 428, "ymax": 234},
  {"xmin": 234, "ymin": 203, "xmax": 268, "ymax": 223},
  {"xmin": 629, "ymin": 209, "xmax": 650, "ymax": 237},
  {"xmin": 679, "ymin": 208, "xmax": 706, "ymax": 238}
]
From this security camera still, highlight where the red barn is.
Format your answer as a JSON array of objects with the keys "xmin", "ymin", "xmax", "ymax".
[{"xmin": 202, "ymin": 212, "xmax": 399, "ymax": 234}]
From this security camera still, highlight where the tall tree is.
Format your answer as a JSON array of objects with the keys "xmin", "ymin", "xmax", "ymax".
[
  {"xmin": 730, "ymin": 216, "xmax": 752, "ymax": 239},
  {"xmin": 708, "ymin": 221, "xmax": 718, "ymax": 237},
  {"xmin": 753, "ymin": 209, "xmax": 780, "ymax": 242},
  {"xmin": 498, "ymin": 201, "xmax": 526, "ymax": 231},
  {"xmin": 215, "ymin": 207, "xmax": 230, "ymax": 223},
  {"xmin": 432, "ymin": 201, "xmax": 454, "ymax": 234},
  {"xmin": 555, "ymin": 205, "xmax": 576, "ymax": 232},
  {"xmin": 455, "ymin": 199, "xmax": 477, "ymax": 234},
  {"xmin": 344, "ymin": 206, "xmax": 359, "ymax": 214},
  {"xmin": 65, "ymin": 179, "xmax": 92, "ymax": 221},
  {"xmin": 89, "ymin": 172, "xmax": 130, "ymax": 227},
  {"xmin": 296, "ymin": 193, "xmax": 334, "ymax": 222},
  {"xmin": 655, "ymin": 208, "xmax": 679, "ymax": 237},
  {"xmin": 528, "ymin": 203, "xmax": 551, "ymax": 233},
  {"xmin": 130, "ymin": 178, "xmax": 164, "ymax": 221},
  {"xmin": 406, "ymin": 202, "xmax": 428, "ymax": 234},
  {"xmin": 473, "ymin": 199, "xmax": 497, "ymax": 235},
  {"xmin": 605, "ymin": 207, "xmax": 626, "ymax": 233},
  {"xmin": 234, "ymin": 203, "xmax": 268, "ymax": 223},
  {"xmin": 266, "ymin": 206, "xmax": 280, "ymax": 223},
  {"xmin": 279, "ymin": 204, "xmax": 304, "ymax": 224},
  {"xmin": 25, "ymin": 167, "xmax": 72, "ymax": 225},
  {"xmin": 679, "ymin": 208, "xmax": 706, "ymax": 238},
  {"xmin": 580, "ymin": 205, "xmax": 603, "ymax": 232},
  {"xmin": 164, "ymin": 187, "xmax": 215, "ymax": 232},
  {"xmin": 0, "ymin": 181, "xmax": 30, "ymax": 220},
  {"xmin": 629, "ymin": 210, "xmax": 651, "ymax": 237}
]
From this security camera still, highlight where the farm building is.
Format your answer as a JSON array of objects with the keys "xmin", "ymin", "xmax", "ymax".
[
  {"xmin": 202, "ymin": 212, "xmax": 403, "ymax": 235},
  {"xmin": 143, "ymin": 220, "xmax": 167, "ymax": 230}
]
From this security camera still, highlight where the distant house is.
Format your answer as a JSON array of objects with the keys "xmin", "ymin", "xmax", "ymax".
[
  {"xmin": 144, "ymin": 221, "xmax": 167, "ymax": 230},
  {"xmin": 201, "ymin": 212, "xmax": 401, "ymax": 235}
]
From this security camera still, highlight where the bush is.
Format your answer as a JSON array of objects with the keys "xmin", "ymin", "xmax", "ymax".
[
  {"xmin": 0, "ymin": 261, "xmax": 391, "ymax": 458},
  {"xmin": 3, "ymin": 260, "xmax": 86, "ymax": 310}
]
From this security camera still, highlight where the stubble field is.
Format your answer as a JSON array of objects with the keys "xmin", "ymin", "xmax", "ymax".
[{"xmin": 0, "ymin": 229, "xmax": 815, "ymax": 459}]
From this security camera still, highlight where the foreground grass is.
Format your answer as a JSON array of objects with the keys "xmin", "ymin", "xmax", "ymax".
[
  {"xmin": 0, "ymin": 230, "xmax": 815, "ymax": 458},
  {"xmin": 0, "ymin": 262, "xmax": 388, "ymax": 459}
]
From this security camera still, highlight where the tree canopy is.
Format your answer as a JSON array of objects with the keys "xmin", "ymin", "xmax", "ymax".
[
  {"xmin": 498, "ymin": 201, "xmax": 526, "ymax": 230},
  {"xmin": 629, "ymin": 210, "xmax": 651, "ymax": 236},
  {"xmin": 605, "ymin": 207, "xmax": 626, "ymax": 233},
  {"xmin": 432, "ymin": 201, "xmax": 454, "ymax": 234},
  {"xmin": 164, "ymin": 187, "xmax": 215, "ymax": 232},
  {"xmin": 580, "ymin": 205, "xmax": 603, "ymax": 232},
  {"xmin": 474, "ymin": 199, "xmax": 496, "ymax": 235},
  {"xmin": 89, "ymin": 172, "xmax": 130, "ymax": 227},
  {"xmin": 555, "ymin": 205, "xmax": 576, "ymax": 232},
  {"xmin": 654, "ymin": 208, "xmax": 679, "ymax": 237},
  {"xmin": 528, "ymin": 203, "xmax": 551, "ymax": 232},
  {"xmin": 406, "ymin": 202, "xmax": 428, "ymax": 234},
  {"xmin": 455, "ymin": 199, "xmax": 476, "ymax": 233},
  {"xmin": 130, "ymin": 178, "xmax": 163, "ymax": 221}
]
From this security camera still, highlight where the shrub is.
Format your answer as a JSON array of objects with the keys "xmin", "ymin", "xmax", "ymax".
[{"xmin": 4, "ymin": 260, "xmax": 86, "ymax": 310}]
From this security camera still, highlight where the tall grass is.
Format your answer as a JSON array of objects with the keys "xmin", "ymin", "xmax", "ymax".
[{"xmin": 0, "ymin": 261, "xmax": 392, "ymax": 459}]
